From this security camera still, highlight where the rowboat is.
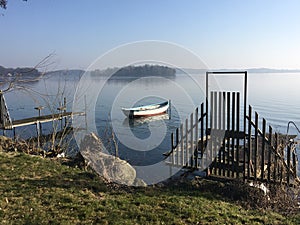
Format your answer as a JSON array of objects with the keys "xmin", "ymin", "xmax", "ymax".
[{"xmin": 121, "ymin": 101, "xmax": 169, "ymax": 118}]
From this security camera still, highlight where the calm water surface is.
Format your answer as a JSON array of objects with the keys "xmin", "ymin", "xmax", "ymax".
[{"xmin": 4, "ymin": 72, "xmax": 300, "ymax": 179}]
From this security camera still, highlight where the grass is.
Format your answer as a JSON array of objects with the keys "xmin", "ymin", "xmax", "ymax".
[{"xmin": 0, "ymin": 151, "xmax": 299, "ymax": 224}]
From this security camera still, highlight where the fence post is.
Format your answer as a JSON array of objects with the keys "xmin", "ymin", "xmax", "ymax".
[
  {"xmin": 267, "ymin": 126, "xmax": 272, "ymax": 182},
  {"xmin": 195, "ymin": 107, "xmax": 199, "ymax": 169},
  {"xmin": 231, "ymin": 92, "xmax": 236, "ymax": 178},
  {"xmin": 246, "ymin": 105, "xmax": 252, "ymax": 180},
  {"xmin": 261, "ymin": 118, "xmax": 266, "ymax": 181},
  {"xmin": 287, "ymin": 142, "xmax": 291, "ymax": 185},
  {"xmin": 254, "ymin": 112, "xmax": 259, "ymax": 181},
  {"xmin": 185, "ymin": 118, "xmax": 189, "ymax": 167},
  {"xmin": 190, "ymin": 113, "xmax": 194, "ymax": 168}
]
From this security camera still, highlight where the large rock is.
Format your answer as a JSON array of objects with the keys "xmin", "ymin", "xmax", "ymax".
[{"xmin": 80, "ymin": 133, "xmax": 136, "ymax": 186}]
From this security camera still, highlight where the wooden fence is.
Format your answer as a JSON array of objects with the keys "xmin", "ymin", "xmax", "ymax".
[{"xmin": 166, "ymin": 91, "xmax": 299, "ymax": 186}]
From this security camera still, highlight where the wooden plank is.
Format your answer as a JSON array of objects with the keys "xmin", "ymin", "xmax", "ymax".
[
  {"xmin": 274, "ymin": 133, "xmax": 278, "ymax": 182},
  {"xmin": 254, "ymin": 112, "xmax": 259, "ymax": 180},
  {"xmin": 176, "ymin": 127, "xmax": 179, "ymax": 166},
  {"xmin": 180, "ymin": 124, "xmax": 184, "ymax": 166},
  {"xmin": 261, "ymin": 118, "xmax": 266, "ymax": 180},
  {"xmin": 218, "ymin": 92, "xmax": 222, "ymax": 176},
  {"xmin": 190, "ymin": 113, "xmax": 194, "ymax": 168},
  {"xmin": 218, "ymin": 92, "xmax": 222, "ymax": 130},
  {"xmin": 247, "ymin": 105, "xmax": 252, "ymax": 179},
  {"xmin": 171, "ymin": 133, "xmax": 175, "ymax": 165},
  {"xmin": 222, "ymin": 92, "xmax": 226, "ymax": 177},
  {"xmin": 236, "ymin": 92, "xmax": 240, "ymax": 178},
  {"xmin": 287, "ymin": 143, "xmax": 291, "ymax": 185},
  {"xmin": 195, "ymin": 107, "xmax": 199, "ymax": 168},
  {"xmin": 231, "ymin": 92, "xmax": 236, "ymax": 178},
  {"xmin": 214, "ymin": 91, "xmax": 217, "ymax": 130},
  {"xmin": 9, "ymin": 111, "xmax": 85, "ymax": 129},
  {"xmin": 267, "ymin": 126, "xmax": 272, "ymax": 182},
  {"xmin": 185, "ymin": 118, "xmax": 189, "ymax": 167},
  {"xmin": 205, "ymin": 97, "xmax": 209, "ymax": 171},
  {"xmin": 213, "ymin": 92, "xmax": 217, "ymax": 174},
  {"xmin": 226, "ymin": 92, "xmax": 231, "ymax": 177},
  {"xmin": 210, "ymin": 92, "xmax": 214, "ymax": 129},
  {"xmin": 201, "ymin": 103, "xmax": 204, "ymax": 171},
  {"xmin": 292, "ymin": 149, "xmax": 297, "ymax": 176}
]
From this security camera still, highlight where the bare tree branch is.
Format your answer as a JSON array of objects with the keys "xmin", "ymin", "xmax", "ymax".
[{"xmin": 0, "ymin": 52, "xmax": 55, "ymax": 93}]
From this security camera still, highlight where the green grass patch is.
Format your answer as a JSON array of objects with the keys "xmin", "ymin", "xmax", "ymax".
[{"xmin": 0, "ymin": 151, "xmax": 299, "ymax": 224}]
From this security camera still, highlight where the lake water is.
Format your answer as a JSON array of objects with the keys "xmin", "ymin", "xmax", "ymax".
[{"xmin": 4, "ymin": 72, "xmax": 300, "ymax": 183}]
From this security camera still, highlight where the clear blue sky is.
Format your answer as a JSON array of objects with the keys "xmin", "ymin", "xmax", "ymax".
[{"xmin": 1, "ymin": 0, "xmax": 300, "ymax": 70}]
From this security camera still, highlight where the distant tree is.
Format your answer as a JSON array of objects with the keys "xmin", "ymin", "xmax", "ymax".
[
  {"xmin": 0, "ymin": 0, "xmax": 7, "ymax": 9},
  {"xmin": 0, "ymin": 0, "xmax": 27, "ymax": 9}
]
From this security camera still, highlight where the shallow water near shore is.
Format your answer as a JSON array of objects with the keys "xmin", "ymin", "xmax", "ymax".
[{"xmin": 4, "ymin": 72, "xmax": 300, "ymax": 179}]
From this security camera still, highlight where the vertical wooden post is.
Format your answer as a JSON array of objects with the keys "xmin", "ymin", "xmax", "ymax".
[
  {"xmin": 218, "ymin": 92, "xmax": 222, "ymax": 176},
  {"xmin": 292, "ymin": 147, "xmax": 297, "ymax": 176},
  {"xmin": 168, "ymin": 100, "xmax": 171, "ymax": 119},
  {"xmin": 13, "ymin": 127, "xmax": 16, "ymax": 140},
  {"xmin": 171, "ymin": 133, "xmax": 174, "ymax": 165},
  {"xmin": 254, "ymin": 112, "xmax": 259, "ymax": 181},
  {"xmin": 176, "ymin": 128, "xmax": 179, "ymax": 166},
  {"xmin": 36, "ymin": 122, "xmax": 40, "ymax": 148},
  {"xmin": 213, "ymin": 91, "xmax": 217, "ymax": 174},
  {"xmin": 222, "ymin": 92, "xmax": 226, "ymax": 176},
  {"xmin": 247, "ymin": 105, "xmax": 252, "ymax": 179},
  {"xmin": 243, "ymin": 71, "xmax": 248, "ymax": 180},
  {"xmin": 274, "ymin": 133, "xmax": 278, "ymax": 182},
  {"xmin": 195, "ymin": 107, "xmax": 199, "ymax": 168},
  {"xmin": 287, "ymin": 143, "xmax": 291, "ymax": 185},
  {"xmin": 63, "ymin": 97, "xmax": 67, "ymax": 128},
  {"xmin": 226, "ymin": 92, "xmax": 231, "ymax": 177},
  {"xmin": 231, "ymin": 92, "xmax": 236, "ymax": 178},
  {"xmin": 185, "ymin": 118, "xmax": 189, "ymax": 167},
  {"xmin": 236, "ymin": 92, "xmax": 240, "ymax": 178},
  {"xmin": 201, "ymin": 103, "xmax": 204, "ymax": 171},
  {"xmin": 210, "ymin": 91, "xmax": 214, "ymax": 130},
  {"xmin": 190, "ymin": 113, "xmax": 194, "ymax": 168},
  {"xmin": 180, "ymin": 124, "xmax": 184, "ymax": 165},
  {"xmin": 267, "ymin": 126, "xmax": 272, "ymax": 182},
  {"xmin": 261, "ymin": 118, "xmax": 266, "ymax": 181}
]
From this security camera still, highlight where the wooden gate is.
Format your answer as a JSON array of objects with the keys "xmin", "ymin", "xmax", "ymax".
[{"xmin": 165, "ymin": 71, "xmax": 299, "ymax": 186}]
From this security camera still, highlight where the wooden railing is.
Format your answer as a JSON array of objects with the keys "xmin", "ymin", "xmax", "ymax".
[{"xmin": 166, "ymin": 91, "xmax": 299, "ymax": 186}]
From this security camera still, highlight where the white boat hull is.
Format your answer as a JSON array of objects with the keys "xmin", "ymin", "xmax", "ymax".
[{"xmin": 122, "ymin": 101, "xmax": 169, "ymax": 118}]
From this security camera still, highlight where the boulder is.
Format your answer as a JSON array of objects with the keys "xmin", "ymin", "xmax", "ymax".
[{"xmin": 80, "ymin": 133, "xmax": 136, "ymax": 186}]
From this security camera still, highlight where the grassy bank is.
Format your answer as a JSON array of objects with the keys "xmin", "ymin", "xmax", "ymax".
[{"xmin": 0, "ymin": 151, "xmax": 299, "ymax": 224}]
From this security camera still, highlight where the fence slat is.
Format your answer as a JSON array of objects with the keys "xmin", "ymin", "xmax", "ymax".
[
  {"xmin": 222, "ymin": 92, "xmax": 226, "ymax": 176},
  {"xmin": 247, "ymin": 105, "xmax": 252, "ymax": 179},
  {"xmin": 180, "ymin": 124, "xmax": 184, "ymax": 165},
  {"xmin": 254, "ymin": 112, "xmax": 259, "ymax": 180},
  {"xmin": 201, "ymin": 103, "xmax": 204, "ymax": 170},
  {"xmin": 226, "ymin": 92, "xmax": 231, "ymax": 177},
  {"xmin": 171, "ymin": 133, "xmax": 175, "ymax": 165},
  {"xmin": 190, "ymin": 113, "xmax": 194, "ymax": 168},
  {"xmin": 218, "ymin": 92, "xmax": 222, "ymax": 176},
  {"xmin": 274, "ymin": 133, "xmax": 278, "ymax": 182},
  {"xmin": 261, "ymin": 118, "xmax": 266, "ymax": 181},
  {"xmin": 231, "ymin": 92, "xmax": 236, "ymax": 177},
  {"xmin": 267, "ymin": 126, "xmax": 272, "ymax": 182},
  {"xmin": 185, "ymin": 118, "xmax": 189, "ymax": 167},
  {"xmin": 195, "ymin": 107, "xmax": 199, "ymax": 168},
  {"xmin": 287, "ymin": 143, "xmax": 291, "ymax": 185},
  {"xmin": 236, "ymin": 92, "xmax": 240, "ymax": 178}
]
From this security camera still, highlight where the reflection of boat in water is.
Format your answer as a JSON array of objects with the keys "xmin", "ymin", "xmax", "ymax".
[
  {"xmin": 121, "ymin": 101, "xmax": 169, "ymax": 118},
  {"xmin": 123, "ymin": 113, "xmax": 169, "ymax": 127}
]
